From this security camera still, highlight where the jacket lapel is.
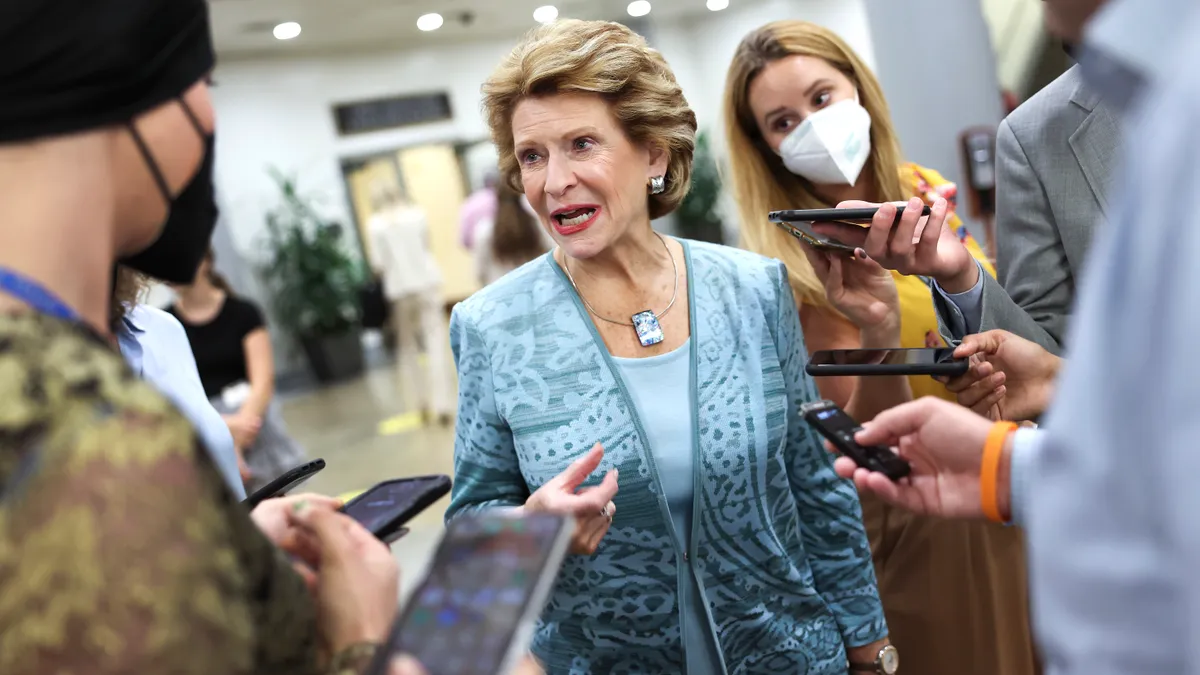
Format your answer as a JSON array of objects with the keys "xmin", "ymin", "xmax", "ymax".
[{"xmin": 1068, "ymin": 88, "xmax": 1121, "ymax": 218}]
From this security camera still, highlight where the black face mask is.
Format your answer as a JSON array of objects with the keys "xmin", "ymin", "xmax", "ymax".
[{"xmin": 121, "ymin": 98, "xmax": 218, "ymax": 284}]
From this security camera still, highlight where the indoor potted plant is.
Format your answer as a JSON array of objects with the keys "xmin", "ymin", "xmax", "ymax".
[
  {"xmin": 675, "ymin": 129, "xmax": 724, "ymax": 244},
  {"xmin": 262, "ymin": 169, "xmax": 366, "ymax": 383}
]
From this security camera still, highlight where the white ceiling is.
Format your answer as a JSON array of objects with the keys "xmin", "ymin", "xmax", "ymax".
[{"xmin": 209, "ymin": 0, "xmax": 734, "ymax": 59}]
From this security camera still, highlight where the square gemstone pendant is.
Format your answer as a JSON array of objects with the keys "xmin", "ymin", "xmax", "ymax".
[{"xmin": 632, "ymin": 310, "xmax": 664, "ymax": 347}]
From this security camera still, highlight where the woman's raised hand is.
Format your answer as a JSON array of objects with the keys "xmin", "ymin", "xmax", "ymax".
[
  {"xmin": 523, "ymin": 443, "xmax": 618, "ymax": 556},
  {"xmin": 799, "ymin": 238, "xmax": 900, "ymax": 347}
]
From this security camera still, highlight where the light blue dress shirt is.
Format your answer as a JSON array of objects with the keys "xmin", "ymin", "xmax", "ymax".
[
  {"xmin": 941, "ymin": 1, "xmax": 1200, "ymax": 672},
  {"xmin": 117, "ymin": 305, "xmax": 247, "ymax": 499},
  {"xmin": 613, "ymin": 339, "xmax": 723, "ymax": 675}
]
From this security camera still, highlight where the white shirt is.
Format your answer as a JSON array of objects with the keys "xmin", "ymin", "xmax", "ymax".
[{"xmin": 367, "ymin": 204, "xmax": 442, "ymax": 300}]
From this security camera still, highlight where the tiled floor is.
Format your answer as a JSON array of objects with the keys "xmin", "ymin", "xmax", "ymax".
[{"xmin": 279, "ymin": 358, "xmax": 456, "ymax": 602}]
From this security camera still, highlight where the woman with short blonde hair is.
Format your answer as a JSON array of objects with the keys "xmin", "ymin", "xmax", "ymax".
[
  {"xmin": 448, "ymin": 19, "xmax": 892, "ymax": 674},
  {"xmin": 724, "ymin": 20, "xmax": 1039, "ymax": 675}
]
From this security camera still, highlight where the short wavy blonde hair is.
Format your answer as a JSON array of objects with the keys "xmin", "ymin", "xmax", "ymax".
[{"xmin": 482, "ymin": 20, "xmax": 697, "ymax": 220}]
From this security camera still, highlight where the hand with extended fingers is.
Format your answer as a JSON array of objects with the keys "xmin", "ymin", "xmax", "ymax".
[
  {"xmin": 811, "ymin": 198, "xmax": 980, "ymax": 293},
  {"xmin": 522, "ymin": 443, "xmax": 619, "ymax": 556}
]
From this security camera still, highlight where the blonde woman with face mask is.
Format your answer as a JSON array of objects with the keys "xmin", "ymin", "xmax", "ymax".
[{"xmin": 724, "ymin": 21, "xmax": 1040, "ymax": 675}]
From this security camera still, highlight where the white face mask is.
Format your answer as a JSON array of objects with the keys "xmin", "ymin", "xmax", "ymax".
[{"xmin": 777, "ymin": 93, "xmax": 872, "ymax": 186}]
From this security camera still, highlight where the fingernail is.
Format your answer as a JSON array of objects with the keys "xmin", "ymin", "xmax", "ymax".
[
  {"xmin": 613, "ymin": 469, "xmax": 619, "ymax": 481},
  {"xmin": 292, "ymin": 499, "xmax": 309, "ymax": 513}
]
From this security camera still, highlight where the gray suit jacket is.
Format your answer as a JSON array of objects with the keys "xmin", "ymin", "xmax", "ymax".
[{"xmin": 935, "ymin": 65, "xmax": 1121, "ymax": 355}]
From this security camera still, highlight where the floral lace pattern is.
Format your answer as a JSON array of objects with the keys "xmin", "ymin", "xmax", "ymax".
[{"xmin": 446, "ymin": 242, "xmax": 886, "ymax": 674}]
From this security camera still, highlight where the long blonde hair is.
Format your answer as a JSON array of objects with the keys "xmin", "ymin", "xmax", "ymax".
[{"xmin": 724, "ymin": 21, "xmax": 907, "ymax": 308}]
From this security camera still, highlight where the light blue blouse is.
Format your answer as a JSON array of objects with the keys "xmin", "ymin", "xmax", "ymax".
[
  {"xmin": 612, "ymin": 339, "xmax": 722, "ymax": 675},
  {"xmin": 117, "ymin": 305, "xmax": 246, "ymax": 499}
]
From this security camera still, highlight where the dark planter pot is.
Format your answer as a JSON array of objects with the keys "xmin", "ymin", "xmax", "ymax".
[{"xmin": 300, "ymin": 328, "xmax": 365, "ymax": 384}]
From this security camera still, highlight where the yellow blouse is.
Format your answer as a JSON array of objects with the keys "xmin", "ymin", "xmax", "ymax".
[{"xmin": 894, "ymin": 163, "xmax": 995, "ymax": 400}]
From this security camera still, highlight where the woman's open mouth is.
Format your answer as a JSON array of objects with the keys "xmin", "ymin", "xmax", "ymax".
[{"xmin": 551, "ymin": 206, "xmax": 601, "ymax": 235}]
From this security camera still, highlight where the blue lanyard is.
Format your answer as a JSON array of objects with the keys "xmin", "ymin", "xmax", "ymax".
[{"xmin": 0, "ymin": 267, "xmax": 79, "ymax": 321}]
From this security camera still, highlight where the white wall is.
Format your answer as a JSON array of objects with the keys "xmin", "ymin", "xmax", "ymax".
[
  {"xmin": 209, "ymin": 0, "xmax": 872, "ymax": 256},
  {"xmin": 862, "ymin": 0, "xmax": 1005, "ymax": 241}
]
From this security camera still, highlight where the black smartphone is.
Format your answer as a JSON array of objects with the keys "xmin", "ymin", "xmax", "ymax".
[
  {"xmin": 365, "ymin": 511, "xmax": 573, "ymax": 675},
  {"xmin": 242, "ymin": 458, "xmax": 326, "ymax": 509},
  {"xmin": 768, "ymin": 205, "xmax": 932, "ymax": 225},
  {"xmin": 801, "ymin": 400, "xmax": 911, "ymax": 480},
  {"xmin": 340, "ymin": 475, "xmax": 452, "ymax": 543},
  {"xmin": 805, "ymin": 348, "xmax": 969, "ymax": 377}
]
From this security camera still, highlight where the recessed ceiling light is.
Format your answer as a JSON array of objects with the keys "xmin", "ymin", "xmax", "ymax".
[
  {"xmin": 627, "ymin": 1, "xmax": 651, "ymax": 17},
  {"xmin": 273, "ymin": 21, "xmax": 301, "ymax": 40},
  {"xmin": 533, "ymin": 5, "xmax": 559, "ymax": 24},
  {"xmin": 417, "ymin": 13, "xmax": 444, "ymax": 31},
  {"xmin": 707, "ymin": 0, "xmax": 729, "ymax": 10}
]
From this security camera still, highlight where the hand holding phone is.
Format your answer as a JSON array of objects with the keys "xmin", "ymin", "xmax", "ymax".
[
  {"xmin": 818, "ymin": 199, "xmax": 978, "ymax": 292},
  {"xmin": 801, "ymin": 400, "xmax": 910, "ymax": 480}
]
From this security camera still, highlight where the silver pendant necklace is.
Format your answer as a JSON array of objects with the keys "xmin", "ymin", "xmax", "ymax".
[{"xmin": 563, "ymin": 232, "xmax": 678, "ymax": 348}]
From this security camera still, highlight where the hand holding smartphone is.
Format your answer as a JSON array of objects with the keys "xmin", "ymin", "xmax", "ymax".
[
  {"xmin": 801, "ymin": 400, "xmax": 910, "ymax": 480},
  {"xmin": 769, "ymin": 205, "xmax": 932, "ymax": 254}
]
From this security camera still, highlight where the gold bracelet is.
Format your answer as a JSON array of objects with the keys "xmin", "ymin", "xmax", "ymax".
[{"xmin": 327, "ymin": 642, "xmax": 379, "ymax": 675}]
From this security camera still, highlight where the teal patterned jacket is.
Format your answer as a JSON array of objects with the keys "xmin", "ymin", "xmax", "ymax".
[{"xmin": 446, "ymin": 240, "xmax": 886, "ymax": 674}]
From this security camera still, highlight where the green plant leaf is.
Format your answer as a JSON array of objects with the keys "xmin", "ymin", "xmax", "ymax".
[{"xmin": 260, "ymin": 167, "xmax": 366, "ymax": 339}]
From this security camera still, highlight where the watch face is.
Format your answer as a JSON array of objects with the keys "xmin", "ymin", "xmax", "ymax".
[{"xmin": 880, "ymin": 645, "xmax": 899, "ymax": 674}]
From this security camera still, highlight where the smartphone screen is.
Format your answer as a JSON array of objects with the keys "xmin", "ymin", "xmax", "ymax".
[
  {"xmin": 377, "ymin": 512, "xmax": 572, "ymax": 675},
  {"xmin": 801, "ymin": 401, "xmax": 910, "ymax": 480},
  {"xmin": 341, "ymin": 475, "xmax": 451, "ymax": 539}
]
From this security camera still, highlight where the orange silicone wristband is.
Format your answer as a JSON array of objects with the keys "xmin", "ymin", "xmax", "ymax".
[{"xmin": 980, "ymin": 421, "xmax": 1018, "ymax": 523}]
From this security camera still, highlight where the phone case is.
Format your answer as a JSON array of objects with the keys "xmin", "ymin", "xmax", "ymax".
[
  {"xmin": 773, "ymin": 220, "xmax": 857, "ymax": 254},
  {"xmin": 805, "ymin": 349, "xmax": 969, "ymax": 378},
  {"xmin": 768, "ymin": 205, "xmax": 932, "ymax": 225},
  {"xmin": 242, "ymin": 458, "xmax": 327, "ymax": 508},
  {"xmin": 341, "ymin": 474, "xmax": 452, "ymax": 540}
]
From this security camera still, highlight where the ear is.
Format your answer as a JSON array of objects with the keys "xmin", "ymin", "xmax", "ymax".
[{"xmin": 646, "ymin": 143, "xmax": 670, "ymax": 180}]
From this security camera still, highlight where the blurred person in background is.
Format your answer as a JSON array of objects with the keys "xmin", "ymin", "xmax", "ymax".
[
  {"xmin": 459, "ymin": 171, "xmax": 499, "ymax": 250},
  {"xmin": 0, "ymin": 0, "xmax": 399, "ymax": 672},
  {"xmin": 112, "ymin": 266, "xmax": 247, "ymax": 498},
  {"xmin": 448, "ymin": 19, "xmax": 892, "ymax": 674},
  {"xmin": 829, "ymin": 0, "xmax": 1200, "ymax": 673},
  {"xmin": 367, "ymin": 185, "xmax": 453, "ymax": 426},
  {"xmin": 169, "ymin": 249, "xmax": 306, "ymax": 492},
  {"xmin": 723, "ymin": 20, "xmax": 1039, "ymax": 675},
  {"xmin": 474, "ymin": 183, "xmax": 554, "ymax": 286}
]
